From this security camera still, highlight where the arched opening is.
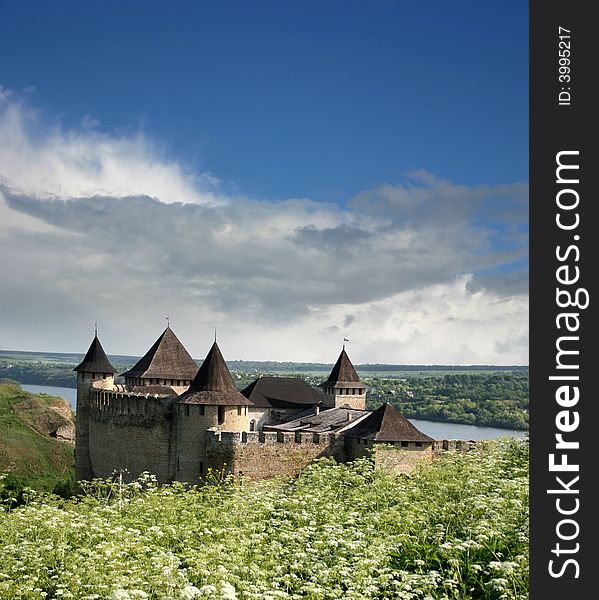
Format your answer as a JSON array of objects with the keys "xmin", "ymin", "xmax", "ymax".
[
  {"xmin": 218, "ymin": 405, "xmax": 225, "ymax": 424},
  {"xmin": 250, "ymin": 419, "xmax": 256, "ymax": 432}
]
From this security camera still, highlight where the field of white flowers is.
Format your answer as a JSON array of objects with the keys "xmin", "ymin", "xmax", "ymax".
[{"xmin": 0, "ymin": 439, "xmax": 528, "ymax": 600}]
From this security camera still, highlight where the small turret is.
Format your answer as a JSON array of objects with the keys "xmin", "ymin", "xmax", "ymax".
[
  {"xmin": 320, "ymin": 347, "xmax": 367, "ymax": 410},
  {"xmin": 178, "ymin": 340, "xmax": 251, "ymax": 431},
  {"xmin": 74, "ymin": 331, "xmax": 116, "ymax": 481}
]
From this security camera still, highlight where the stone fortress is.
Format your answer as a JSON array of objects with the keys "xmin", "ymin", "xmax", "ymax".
[{"xmin": 75, "ymin": 326, "xmax": 467, "ymax": 484}]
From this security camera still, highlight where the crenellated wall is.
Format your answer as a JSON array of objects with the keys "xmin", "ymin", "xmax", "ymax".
[
  {"xmin": 87, "ymin": 387, "xmax": 176, "ymax": 482},
  {"xmin": 205, "ymin": 430, "xmax": 346, "ymax": 480}
]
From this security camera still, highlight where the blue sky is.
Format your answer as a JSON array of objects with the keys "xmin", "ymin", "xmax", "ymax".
[
  {"xmin": 0, "ymin": 0, "xmax": 527, "ymax": 202},
  {"xmin": 0, "ymin": 1, "xmax": 528, "ymax": 363}
]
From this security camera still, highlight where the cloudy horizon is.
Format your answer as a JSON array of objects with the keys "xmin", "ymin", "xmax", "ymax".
[{"xmin": 0, "ymin": 87, "xmax": 528, "ymax": 365}]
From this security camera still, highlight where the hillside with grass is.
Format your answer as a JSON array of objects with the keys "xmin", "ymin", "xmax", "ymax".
[
  {"xmin": 0, "ymin": 382, "xmax": 75, "ymax": 500},
  {"xmin": 0, "ymin": 439, "xmax": 528, "ymax": 599}
]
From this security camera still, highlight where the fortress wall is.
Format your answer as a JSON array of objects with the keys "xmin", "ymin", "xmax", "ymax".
[
  {"xmin": 432, "ymin": 439, "xmax": 476, "ymax": 454},
  {"xmin": 206, "ymin": 430, "xmax": 346, "ymax": 480},
  {"xmin": 87, "ymin": 390, "xmax": 175, "ymax": 483},
  {"xmin": 346, "ymin": 438, "xmax": 434, "ymax": 473},
  {"xmin": 175, "ymin": 405, "xmax": 218, "ymax": 484},
  {"xmin": 75, "ymin": 375, "xmax": 114, "ymax": 481}
]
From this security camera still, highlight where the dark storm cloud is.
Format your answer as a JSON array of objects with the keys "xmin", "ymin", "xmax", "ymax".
[{"xmin": 2, "ymin": 183, "xmax": 528, "ymax": 326}]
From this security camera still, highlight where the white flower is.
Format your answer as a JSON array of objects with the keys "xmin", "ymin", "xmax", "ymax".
[
  {"xmin": 194, "ymin": 585, "xmax": 216, "ymax": 596},
  {"xmin": 218, "ymin": 582, "xmax": 237, "ymax": 599},
  {"xmin": 180, "ymin": 585, "xmax": 202, "ymax": 599}
]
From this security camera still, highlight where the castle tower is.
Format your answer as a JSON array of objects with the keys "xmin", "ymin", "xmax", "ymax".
[
  {"xmin": 120, "ymin": 326, "xmax": 198, "ymax": 394},
  {"xmin": 73, "ymin": 333, "xmax": 116, "ymax": 481},
  {"xmin": 320, "ymin": 347, "xmax": 367, "ymax": 410},
  {"xmin": 175, "ymin": 341, "xmax": 252, "ymax": 482},
  {"xmin": 343, "ymin": 402, "xmax": 434, "ymax": 466}
]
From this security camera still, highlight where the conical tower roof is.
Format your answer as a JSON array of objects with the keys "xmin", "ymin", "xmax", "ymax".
[
  {"xmin": 343, "ymin": 403, "xmax": 434, "ymax": 443},
  {"xmin": 178, "ymin": 341, "xmax": 252, "ymax": 406},
  {"xmin": 320, "ymin": 348, "xmax": 362, "ymax": 389},
  {"xmin": 74, "ymin": 335, "xmax": 116, "ymax": 374},
  {"xmin": 120, "ymin": 327, "xmax": 198, "ymax": 380}
]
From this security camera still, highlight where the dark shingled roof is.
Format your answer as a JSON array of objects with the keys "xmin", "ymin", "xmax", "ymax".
[
  {"xmin": 120, "ymin": 327, "xmax": 198, "ymax": 380},
  {"xmin": 320, "ymin": 348, "xmax": 364, "ymax": 390},
  {"xmin": 177, "ymin": 341, "xmax": 252, "ymax": 406},
  {"xmin": 266, "ymin": 405, "xmax": 369, "ymax": 433},
  {"xmin": 241, "ymin": 377, "xmax": 323, "ymax": 409},
  {"xmin": 73, "ymin": 335, "xmax": 116, "ymax": 374},
  {"xmin": 343, "ymin": 403, "xmax": 434, "ymax": 443}
]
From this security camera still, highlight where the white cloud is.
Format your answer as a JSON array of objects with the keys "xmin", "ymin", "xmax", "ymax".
[
  {"xmin": 0, "ymin": 88, "xmax": 529, "ymax": 364},
  {"xmin": 0, "ymin": 89, "xmax": 221, "ymax": 205}
]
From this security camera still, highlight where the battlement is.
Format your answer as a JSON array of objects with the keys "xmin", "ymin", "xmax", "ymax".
[
  {"xmin": 207, "ymin": 429, "xmax": 339, "ymax": 446},
  {"xmin": 89, "ymin": 386, "xmax": 174, "ymax": 423},
  {"xmin": 432, "ymin": 439, "xmax": 476, "ymax": 453}
]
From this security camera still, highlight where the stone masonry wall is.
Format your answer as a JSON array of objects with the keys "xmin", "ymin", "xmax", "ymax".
[
  {"xmin": 75, "ymin": 374, "xmax": 114, "ymax": 482},
  {"xmin": 88, "ymin": 390, "xmax": 175, "ymax": 482},
  {"xmin": 347, "ymin": 438, "xmax": 434, "ymax": 474},
  {"xmin": 206, "ymin": 431, "xmax": 346, "ymax": 480},
  {"xmin": 321, "ymin": 389, "xmax": 366, "ymax": 410}
]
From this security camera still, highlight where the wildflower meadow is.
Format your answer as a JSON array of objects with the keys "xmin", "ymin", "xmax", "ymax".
[{"xmin": 0, "ymin": 439, "xmax": 528, "ymax": 599}]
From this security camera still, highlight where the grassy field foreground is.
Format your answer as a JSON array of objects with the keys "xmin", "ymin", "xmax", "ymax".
[{"xmin": 0, "ymin": 439, "xmax": 528, "ymax": 600}]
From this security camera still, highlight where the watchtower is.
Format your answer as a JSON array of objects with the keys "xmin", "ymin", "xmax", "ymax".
[
  {"xmin": 320, "ymin": 346, "xmax": 367, "ymax": 410},
  {"xmin": 175, "ymin": 340, "xmax": 252, "ymax": 482},
  {"xmin": 73, "ymin": 332, "xmax": 116, "ymax": 481}
]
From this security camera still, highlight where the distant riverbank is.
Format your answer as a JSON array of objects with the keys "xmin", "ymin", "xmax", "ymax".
[{"xmin": 21, "ymin": 383, "xmax": 526, "ymax": 441}]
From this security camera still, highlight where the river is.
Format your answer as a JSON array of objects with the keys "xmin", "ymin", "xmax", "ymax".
[{"xmin": 21, "ymin": 383, "xmax": 527, "ymax": 440}]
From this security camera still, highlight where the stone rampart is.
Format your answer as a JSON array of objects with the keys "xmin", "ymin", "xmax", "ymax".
[
  {"xmin": 205, "ymin": 429, "xmax": 346, "ymax": 480},
  {"xmin": 432, "ymin": 439, "xmax": 477, "ymax": 454},
  {"xmin": 87, "ymin": 388, "xmax": 176, "ymax": 482},
  {"xmin": 89, "ymin": 388, "xmax": 173, "ymax": 427}
]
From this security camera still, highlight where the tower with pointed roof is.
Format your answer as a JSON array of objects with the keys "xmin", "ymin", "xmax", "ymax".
[
  {"xmin": 320, "ymin": 346, "xmax": 367, "ymax": 410},
  {"xmin": 175, "ymin": 340, "xmax": 252, "ymax": 482},
  {"xmin": 73, "ymin": 332, "xmax": 117, "ymax": 481},
  {"xmin": 120, "ymin": 326, "xmax": 198, "ymax": 393}
]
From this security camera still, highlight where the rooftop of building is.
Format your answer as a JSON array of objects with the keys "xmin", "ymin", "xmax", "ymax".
[
  {"xmin": 266, "ymin": 405, "xmax": 370, "ymax": 434},
  {"xmin": 343, "ymin": 402, "xmax": 435, "ymax": 443},
  {"xmin": 177, "ymin": 341, "xmax": 252, "ymax": 406},
  {"xmin": 241, "ymin": 376, "xmax": 324, "ymax": 409},
  {"xmin": 73, "ymin": 335, "xmax": 117, "ymax": 374},
  {"xmin": 320, "ymin": 347, "xmax": 365, "ymax": 390},
  {"xmin": 120, "ymin": 326, "xmax": 198, "ymax": 381}
]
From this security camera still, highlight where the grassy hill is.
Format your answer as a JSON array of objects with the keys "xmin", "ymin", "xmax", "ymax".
[{"xmin": 0, "ymin": 381, "xmax": 75, "ymax": 499}]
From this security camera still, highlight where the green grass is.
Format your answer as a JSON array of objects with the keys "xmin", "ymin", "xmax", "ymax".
[
  {"xmin": 0, "ymin": 383, "xmax": 75, "ymax": 495},
  {"xmin": 0, "ymin": 439, "xmax": 528, "ymax": 599}
]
